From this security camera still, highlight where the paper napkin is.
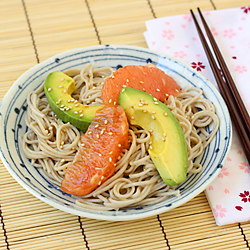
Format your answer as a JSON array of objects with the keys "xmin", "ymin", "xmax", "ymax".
[{"xmin": 144, "ymin": 6, "xmax": 250, "ymax": 226}]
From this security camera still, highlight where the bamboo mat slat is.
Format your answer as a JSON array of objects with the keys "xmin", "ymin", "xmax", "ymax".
[
  {"xmin": 24, "ymin": 0, "xmax": 99, "ymax": 62},
  {"xmin": 87, "ymin": 0, "xmax": 152, "ymax": 47},
  {"xmin": 81, "ymin": 216, "xmax": 168, "ymax": 250},
  {"xmin": 212, "ymin": 0, "xmax": 249, "ymax": 9},
  {"xmin": 0, "ymin": 0, "xmax": 250, "ymax": 249},
  {"xmin": 149, "ymin": 0, "xmax": 214, "ymax": 18}
]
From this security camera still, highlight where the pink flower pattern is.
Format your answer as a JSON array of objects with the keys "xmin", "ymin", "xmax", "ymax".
[
  {"xmin": 218, "ymin": 167, "xmax": 229, "ymax": 178},
  {"xmin": 223, "ymin": 29, "xmax": 236, "ymax": 38},
  {"xmin": 235, "ymin": 65, "xmax": 247, "ymax": 73},
  {"xmin": 239, "ymin": 162, "xmax": 250, "ymax": 173},
  {"xmin": 213, "ymin": 205, "xmax": 227, "ymax": 218},
  {"xmin": 211, "ymin": 27, "xmax": 218, "ymax": 36},
  {"xmin": 162, "ymin": 29, "xmax": 174, "ymax": 40},
  {"xmin": 173, "ymin": 50, "xmax": 187, "ymax": 59}
]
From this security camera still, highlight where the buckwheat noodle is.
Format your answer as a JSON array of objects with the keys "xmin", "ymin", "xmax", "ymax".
[{"xmin": 21, "ymin": 63, "xmax": 219, "ymax": 210}]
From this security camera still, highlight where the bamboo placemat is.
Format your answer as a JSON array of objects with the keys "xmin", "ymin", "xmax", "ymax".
[{"xmin": 0, "ymin": 0, "xmax": 249, "ymax": 249}]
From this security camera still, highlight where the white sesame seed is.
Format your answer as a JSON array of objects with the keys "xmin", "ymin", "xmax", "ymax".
[
  {"xmin": 60, "ymin": 104, "xmax": 64, "ymax": 108},
  {"xmin": 131, "ymin": 116, "xmax": 135, "ymax": 120},
  {"xmin": 114, "ymin": 163, "xmax": 117, "ymax": 166},
  {"xmin": 140, "ymin": 81, "xmax": 144, "ymax": 84},
  {"xmin": 154, "ymin": 102, "xmax": 159, "ymax": 105},
  {"xmin": 149, "ymin": 146, "xmax": 153, "ymax": 150},
  {"xmin": 109, "ymin": 99, "xmax": 112, "ymax": 103},
  {"xmin": 175, "ymin": 89, "xmax": 179, "ymax": 92},
  {"xmin": 60, "ymin": 159, "xmax": 65, "ymax": 163},
  {"xmin": 109, "ymin": 157, "xmax": 112, "ymax": 162},
  {"xmin": 153, "ymin": 97, "xmax": 157, "ymax": 101},
  {"xmin": 152, "ymin": 111, "xmax": 156, "ymax": 114},
  {"xmin": 81, "ymin": 143, "xmax": 85, "ymax": 147},
  {"xmin": 162, "ymin": 138, "xmax": 165, "ymax": 141},
  {"xmin": 99, "ymin": 153, "xmax": 102, "ymax": 157},
  {"xmin": 79, "ymin": 110, "xmax": 83, "ymax": 113},
  {"xmin": 143, "ymin": 110, "xmax": 148, "ymax": 113},
  {"xmin": 122, "ymin": 89, "xmax": 125, "ymax": 92},
  {"xmin": 58, "ymin": 85, "xmax": 63, "ymax": 88},
  {"xmin": 101, "ymin": 176, "xmax": 104, "ymax": 180},
  {"xmin": 149, "ymin": 141, "xmax": 152, "ymax": 145},
  {"xmin": 118, "ymin": 156, "xmax": 121, "ymax": 160},
  {"xmin": 118, "ymin": 144, "xmax": 121, "ymax": 147},
  {"xmin": 88, "ymin": 131, "xmax": 92, "ymax": 135},
  {"xmin": 109, "ymin": 151, "xmax": 113, "ymax": 154},
  {"xmin": 98, "ymin": 181, "xmax": 101, "ymax": 185},
  {"xmin": 126, "ymin": 79, "xmax": 129, "ymax": 83},
  {"xmin": 163, "ymin": 133, "xmax": 166, "ymax": 137},
  {"xmin": 96, "ymin": 134, "xmax": 99, "ymax": 138},
  {"xmin": 105, "ymin": 120, "xmax": 108, "ymax": 124},
  {"xmin": 75, "ymin": 103, "xmax": 79, "ymax": 107},
  {"xmin": 122, "ymin": 85, "xmax": 127, "ymax": 88},
  {"xmin": 138, "ymin": 103, "xmax": 143, "ymax": 107},
  {"xmin": 151, "ymin": 115, "xmax": 156, "ymax": 120},
  {"xmin": 165, "ymin": 93, "xmax": 169, "ymax": 97},
  {"xmin": 112, "ymin": 76, "xmax": 115, "ymax": 78},
  {"xmin": 48, "ymin": 88, "xmax": 52, "ymax": 92},
  {"xmin": 60, "ymin": 108, "xmax": 65, "ymax": 111},
  {"xmin": 95, "ymin": 124, "xmax": 99, "ymax": 128},
  {"xmin": 60, "ymin": 78, "xmax": 64, "ymax": 82},
  {"xmin": 74, "ymin": 100, "xmax": 78, "ymax": 103},
  {"xmin": 164, "ymin": 112, "xmax": 168, "ymax": 116},
  {"xmin": 156, "ymin": 88, "xmax": 160, "ymax": 92},
  {"xmin": 74, "ymin": 111, "xmax": 78, "ymax": 114},
  {"xmin": 63, "ymin": 89, "xmax": 67, "ymax": 93},
  {"xmin": 114, "ymin": 102, "xmax": 116, "ymax": 105},
  {"xmin": 108, "ymin": 132, "xmax": 113, "ymax": 135}
]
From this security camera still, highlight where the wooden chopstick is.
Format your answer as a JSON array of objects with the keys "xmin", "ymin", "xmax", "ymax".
[{"xmin": 190, "ymin": 9, "xmax": 250, "ymax": 163}]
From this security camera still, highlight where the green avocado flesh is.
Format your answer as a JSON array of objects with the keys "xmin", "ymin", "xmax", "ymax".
[
  {"xmin": 44, "ymin": 71, "xmax": 104, "ymax": 132},
  {"xmin": 119, "ymin": 88, "xmax": 188, "ymax": 186}
]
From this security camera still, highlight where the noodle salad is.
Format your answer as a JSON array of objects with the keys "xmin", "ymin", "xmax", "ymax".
[{"xmin": 21, "ymin": 63, "xmax": 219, "ymax": 211}]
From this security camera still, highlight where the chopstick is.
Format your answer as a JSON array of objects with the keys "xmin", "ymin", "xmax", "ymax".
[{"xmin": 190, "ymin": 8, "xmax": 250, "ymax": 163}]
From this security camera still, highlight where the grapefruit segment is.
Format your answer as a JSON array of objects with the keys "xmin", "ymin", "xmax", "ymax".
[
  {"xmin": 61, "ymin": 105, "xmax": 129, "ymax": 196},
  {"xmin": 101, "ymin": 63, "xmax": 181, "ymax": 105}
]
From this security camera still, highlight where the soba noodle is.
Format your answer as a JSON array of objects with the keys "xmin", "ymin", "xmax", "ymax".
[{"xmin": 21, "ymin": 63, "xmax": 219, "ymax": 210}]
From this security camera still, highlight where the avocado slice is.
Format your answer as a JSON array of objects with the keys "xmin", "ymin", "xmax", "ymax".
[
  {"xmin": 119, "ymin": 88, "xmax": 188, "ymax": 186},
  {"xmin": 44, "ymin": 71, "xmax": 104, "ymax": 132}
]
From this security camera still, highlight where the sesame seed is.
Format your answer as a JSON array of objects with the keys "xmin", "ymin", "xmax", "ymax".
[
  {"xmin": 118, "ymin": 144, "xmax": 121, "ymax": 147},
  {"xmin": 100, "ymin": 129, "xmax": 105, "ymax": 135},
  {"xmin": 149, "ymin": 146, "xmax": 153, "ymax": 150},
  {"xmin": 69, "ymin": 106, "xmax": 72, "ymax": 110},
  {"xmin": 143, "ymin": 110, "xmax": 148, "ymax": 113},
  {"xmin": 153, "ymin": 97, "xmax": 157, "ymax": 101},
  {"xmin": 162, "ymin": 138, "xmax": 165, "ymax": 141},
  {"xmin": 71, "ymin": 99, "xmax": 74, "ymax": 102},
  {"xmin": 95, "ymin": 124, "xmax": 99, "ymax": 128},
  {"xmin": 122, "ymin": 85, "xmax": 127, "ymax": 88},
  {"xmin": 67, "ymin": 99, "xmax": 71, "ymax": 103},
  {"xmin": 109, "ymin": 157, "xmax": 112, "ymax": 162},
  {"xmin": 143, "ymin": 88, "xmax": 146, "ymax": 91},
  {"xmin": 122, "ymin": 88, "xmax": 125, "ymax": 93},
  {"xmin": 81, "ymin": 143, "xmax": 85, "ymax": 146},
  {"xmin": 48, "ymin": 88, "xmax": 52, "ymax": 92},
  {"xmin": 49, "ymin": 126, "xmax": 53, "ymax": 130},
  {"xmin": 156, "ymin": 88, "xmax": 160, "ymax": 92},
  {"xmin": 74, "ymin": 111, "xmax": 78, "ymax": 114},
  {"xmin": 60, "ymin": 104, "xmax": 64, "ymax": 108},
  {"xmin": 45, "ymin": 130, "xmax": 49, "ymax": 134},
  {"xmin": 101, "ymin": 176, "xmax": 104, "ymax": 180},
  {"xmin": 60, "ymin": 145, "xmax": 63, "ymax": 149},
  {"xmin": 75, "ymin": 103, "xmax": 79, "ymax": 107},
  {"xmin": 114, "ymin": 102, "xmax": 116, "ymax": 105},
  {"xmin": 149, "ymin": 141, "xmax": 152, "ymax": 145},
  {"xmin": 149, "ymin": 129, "xmax": 154, "ymax": 133},
  {"xmin": 61, "ymin": 141, "xmax": 65, "ymax": 146},
  {"xmin": 164, "ymin": 112, "xmax": 168, "ymax": 116},
  {"xmin": 60, "ymin": 108, "xmax": 65, "ymax": 111},
  {"xmin": 112, "ymin": 76, "xmax": 115, "ymax": 78},
  {"xmin": 191, "ymin": 116, "xmax": 194, "ymax": 120},
  {"xmin": 96, "ymin": 134, "xmax": 99, "ymax": 138},
  {"xmin": 140, "ymin": 81, "xmax": 144, "ymax": 84},
  {"xmin": 109, "ymin": 151, "xmax": 113, "ymax": 154},
  {"xmin": 74, "ymin": 100, "xmax": 78, "ymax": 103},
  {"xmin": 98, "ymin": 181, "xmax": 101, "ymax": 185},
  {"xmin": 56, "ymin": 100, "xmax": 61, "ymax": 104},
  {"xmin": 138, "ymin": 103, "xmax": 143, "ymax": 107},
  {"xmin": 163, "ymin": 133, "xmax": 166, "ymax": 137},
  {"xmin": 63, "ymin": 89, "xmax": 67, "ymax": 93},
  {"xmin": 58, "ymin": 85, "xmax": 63, "ymax": 88},
  {"xmin": 152, "ymin": 111, "xmax": 156, "ymax": 114},
  {"xmin": 104, "ymin": 120, "xmax": 108, "ymax": 124},
  {"xmin": 109, "ymin": 99, "xmax": 112, "ymax": 103},
  {"xmin": 114, "ymin": 163, "xmax": 117, "ymax": 166},
  {"xmin": 72, "ymin": 146, "xmax": 75, "ymax": 150},
  {"xmin": 60, "ymin": 78, "xmax": 64, "ymax": 82},
  {"xmin": 175, "ymin": 89, "xmax": 179, "ymax": 92},
  {"xmin": 99, "ymin": 153, "xmax": 102, "ymax": 157},
  {"xmin": 92, "ymin": 87, "xmax": 97, "ymax": 90},
  {"xmin": 165, "ymin": 93, "xmax": 169, "ymax": 97},
  {"xmin": 151, "ymin": 115, "xmax": 156, "ymax": 120},
  {"xmin": 88, "ymin": 131, "xmax": 92, "ymax": 135},
  {"xmin": 126, "ymin": 79, "xmax": 129, "ymax": 83},
  {"xmin": 60, "ymin": 159, "xmax": 65, "ymax": 163},
  {"xmin": 154, "ymin": 102, "xmax": 159, "ymax": 105},
  {"xmin": 118, "ymin": 156, "xmax": 121, "ymax": 160},
  {"xmin": 108, "ymin": 132, "xmax": 113, "ymax": 135}
]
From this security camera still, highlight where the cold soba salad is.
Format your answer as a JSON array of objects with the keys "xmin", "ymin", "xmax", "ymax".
[{"xmin": 21, "ymin": 63, "xmax": 219, "ymax": 211}]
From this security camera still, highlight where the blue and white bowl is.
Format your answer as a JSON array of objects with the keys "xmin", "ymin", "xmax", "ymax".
[{"xmin": 0, "ymin": 45, "xmax": 232, "ymax": 221}]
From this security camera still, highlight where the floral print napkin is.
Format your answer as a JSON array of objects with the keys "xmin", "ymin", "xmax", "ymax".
[{"xmin": 144, "ymin": 6, "xmax": 250, "ymax": 226}]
